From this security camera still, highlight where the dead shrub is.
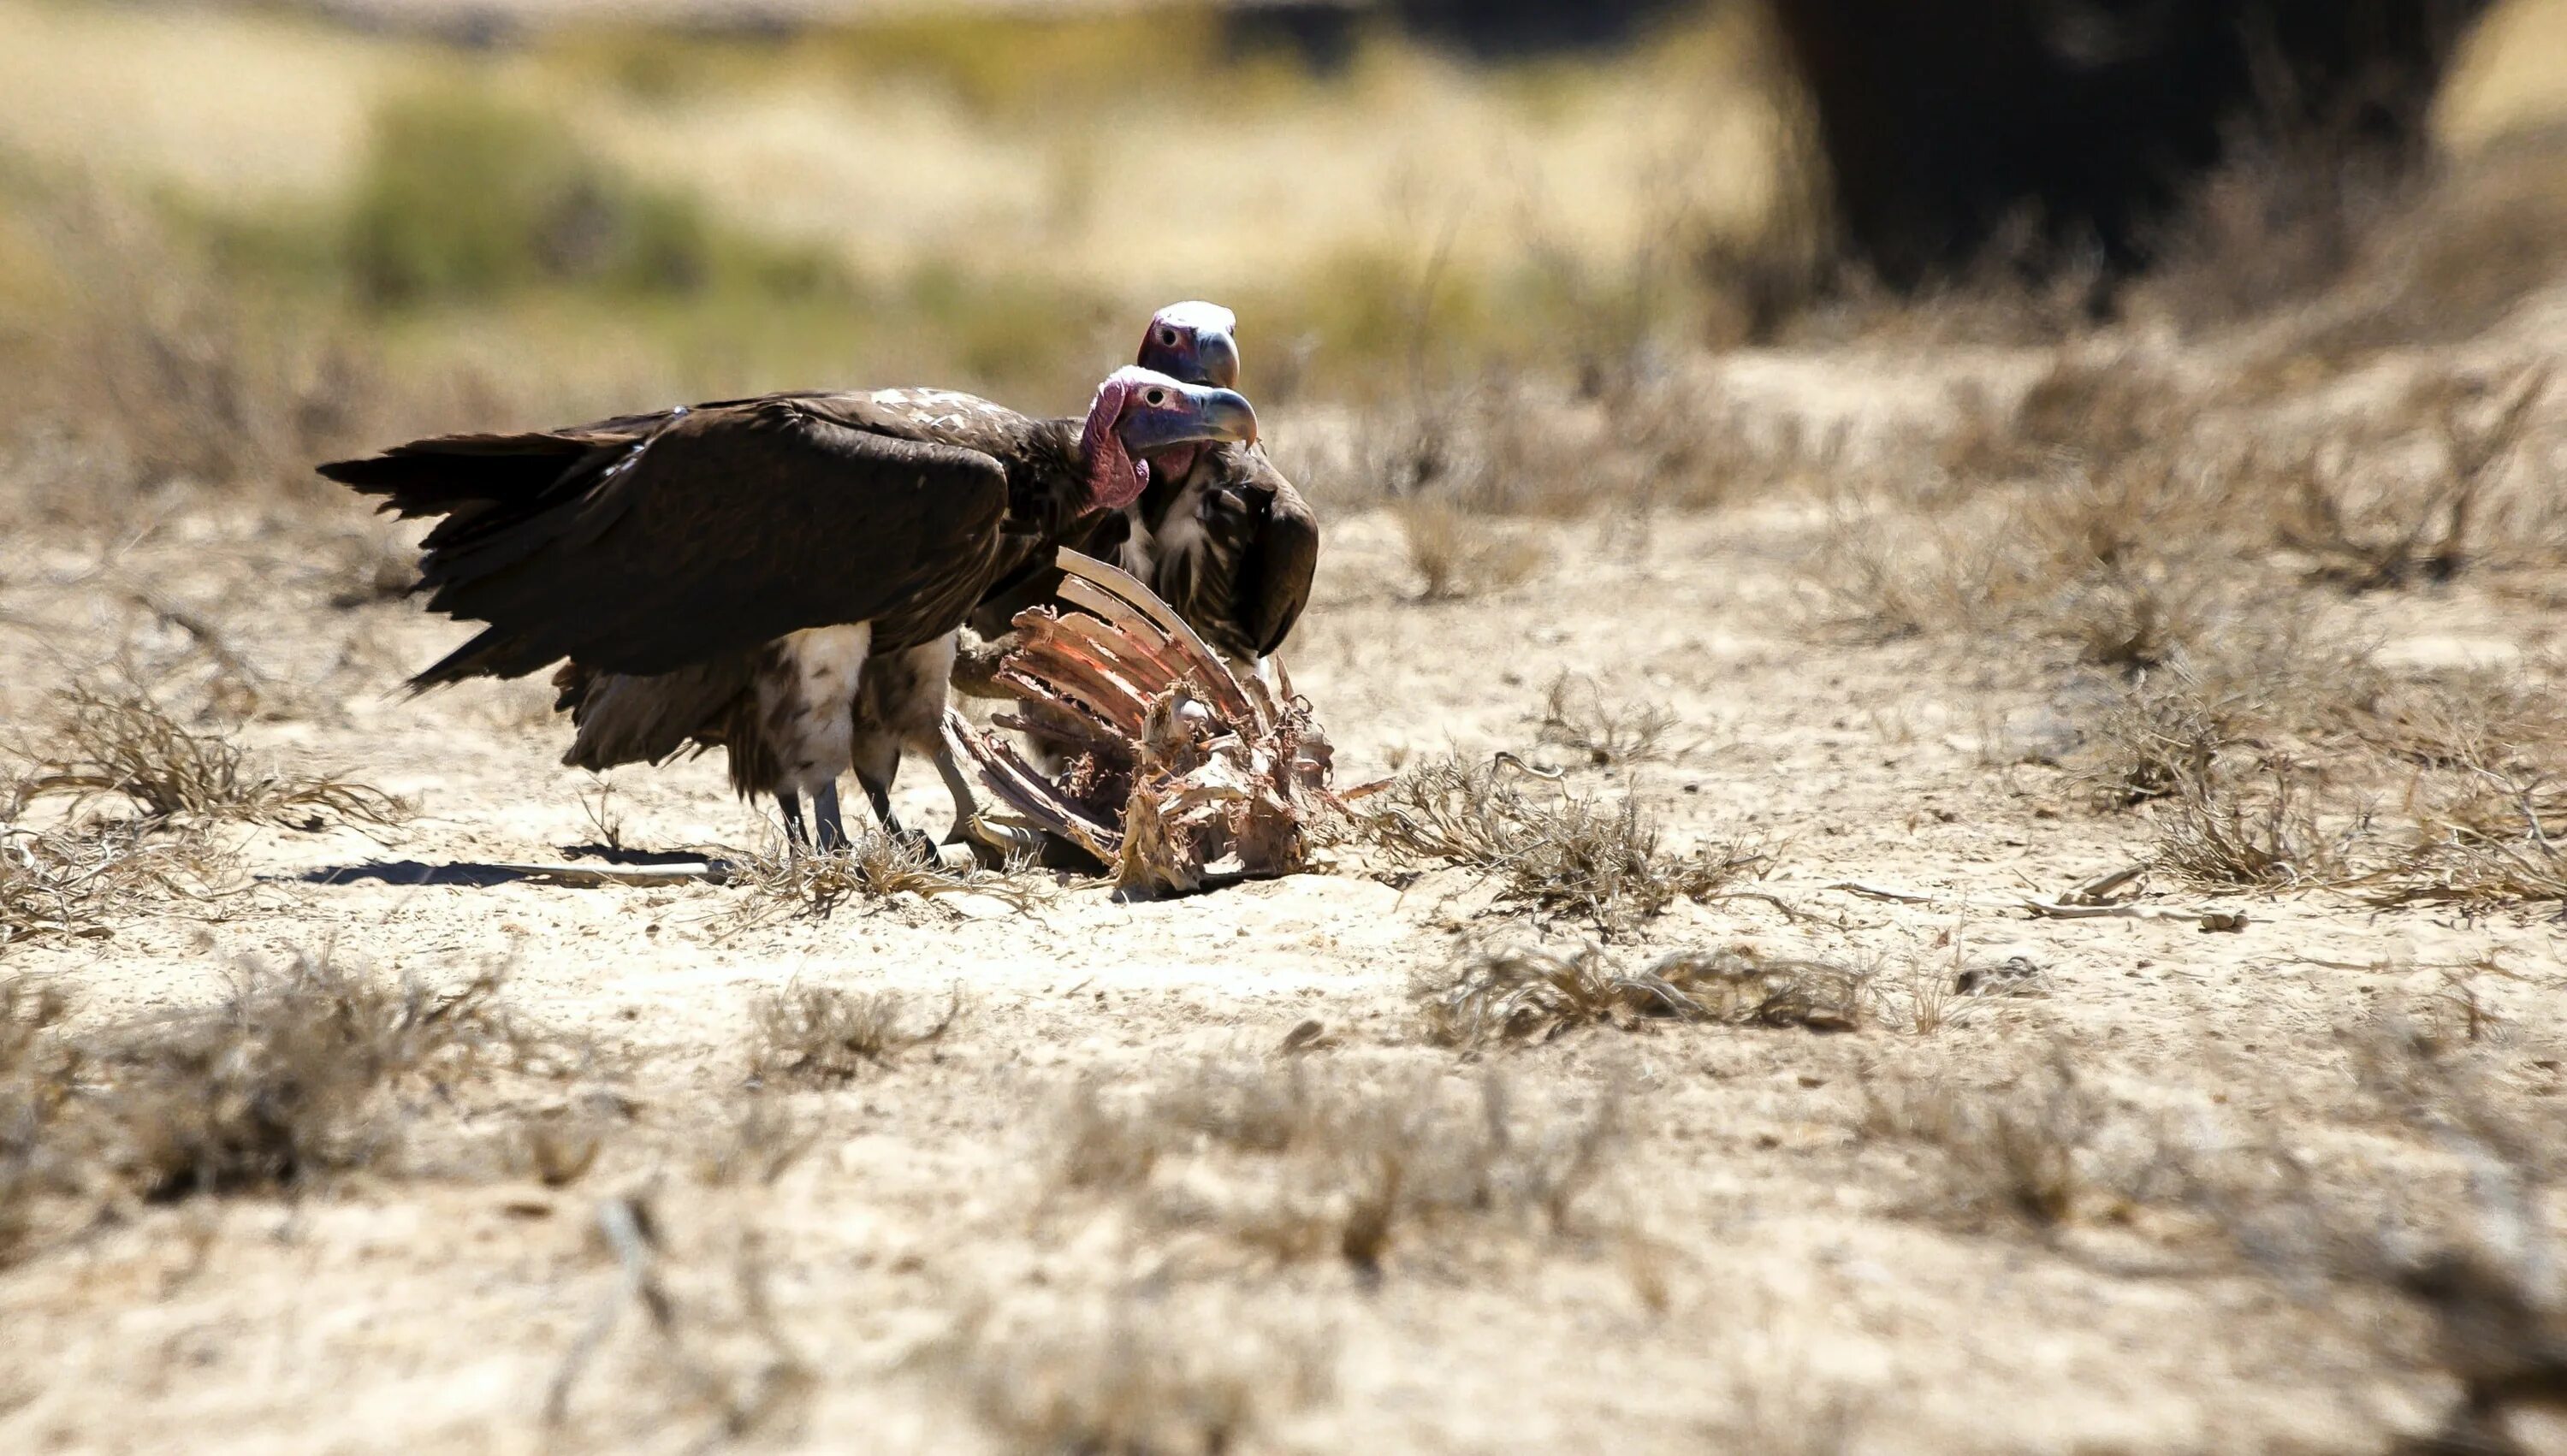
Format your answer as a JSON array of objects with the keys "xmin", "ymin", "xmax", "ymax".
[
  {"xmin": 2380, "ymin": 772, "xmax": 2567, "ymax": 909},
  {"xmin": 1358, "ymin": 756, "xmax": 1765, "ymax": 936},
  {"xmin": 0, "ymin": 975, "xmax": 80, "ymax": 1264},
  {"xmin": 1817, "ymin": 448, "xmax": 2244, "ymax": 660},
  {"xmin": 2068, "ymin": 626, "xmax": 2567, "ymax": 902},
  {"xmin": 747, "ymin": 983, "xmax": 959, "ymax": 1085},
  {"xmin": 0, "ymin": 818, "xmax": 234, "ymax": 946},
  {"xmin": 0, "ymin": 950, "xmax": 552, "ymax": 1240},
  {"xmin": 1394, "ymin": 499, "xmax": 1547, "ymax": 601},
  {"xmin": 1053, "ymin": 1059, "xmax": 1620, "ymax": 1274},
  {"xmin": 2151, "ymin": 765, "xmax": 2365, "ymax": 891},
  {"xmin": 21, "ymin": 684, "xmax": 407, "ymax": 831},
  {"xmin": 1863, "ymin": 1052, "xmax": 2185, "ymax": 1230},
  {"xmin": 1536, "ymin": 672, "xmax": 1678, "ymax": 766},
  {"xmin": 693, "ymin": 1095, "xmax": 821, "ymax": 1188},
  {"xmin": 952, "ymin": 1286, "xmax": 1329, "ymax": 1456},
  {"xmin": 2278, "ymin": 368, "xmax": 2549, "ymax": 589},
  {"xmin": 723, "ymin": 834, "xmax": 1047, "ymax": 927},
  {"xmin": 1942, "ymin": 352, "xmax": 2185, "ymax": 483},
  {"xmin": 98, "ymin": 951, "xmax": 529, "ymax": 1199},
  {"xmin": 1419, "ymin": 943, "xmax": 1868, "ymax": 1046}
]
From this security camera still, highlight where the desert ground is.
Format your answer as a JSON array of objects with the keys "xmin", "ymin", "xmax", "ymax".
[{"xmin": 6, "ymin": 3, "xmax": 2567, "ymax": 1453}]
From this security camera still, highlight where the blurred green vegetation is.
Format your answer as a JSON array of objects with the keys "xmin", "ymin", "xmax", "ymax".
[
  {"xmin": 345, "ymin": 89, "xmax": 849, "ymax": 306},
  {"xmin": 0, "ymin": 0, "xmax": 1808, "ymax": 516},
  {"xmin": 541, "ymin": 9, "xmax": 1327, "ymax": 120}
]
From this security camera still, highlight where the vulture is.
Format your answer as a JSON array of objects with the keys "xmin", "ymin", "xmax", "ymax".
[
  {"xmin": 539, "ymin": 303, "xmax": 1319, "ymax": 862},
  {"xmin": 961, "ymin": 302, "xmax": 1320, "ymax": 690},
  {"xmin": 321, "ymin": 366, "xmax": 1258, "ymax": 853}
]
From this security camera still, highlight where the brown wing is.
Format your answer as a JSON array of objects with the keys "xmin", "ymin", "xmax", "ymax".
[
  {"xmin": 1236, "ymin": 465, "xmax": 1319, "ymax": 657},
  {"xmin": 322, "ymin": 395, "xmax": 1012, "ymax": 686},
  {"xmin": 551, "ymin": 657, "xmax": 756, "ymax": 771}
]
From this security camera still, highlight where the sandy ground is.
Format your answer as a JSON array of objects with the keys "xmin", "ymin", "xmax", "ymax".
[{"xmin": 3, "ymin": 346, "xmax": 2566, "ymax": 1454}]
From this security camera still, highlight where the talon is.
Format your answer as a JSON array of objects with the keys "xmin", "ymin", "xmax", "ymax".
[{"xmin": 946, "ymin": 815, "xmax": 1043, "ymax": 868}]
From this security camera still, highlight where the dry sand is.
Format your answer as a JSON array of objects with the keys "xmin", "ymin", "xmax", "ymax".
[{"xmin": 3, "ymin": 347, "xmax": 2564, "ymax": 1454}]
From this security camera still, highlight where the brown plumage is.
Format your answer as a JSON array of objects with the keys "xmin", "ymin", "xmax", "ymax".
[
  {"xmin": 963, "ymin": 303, "xmax": 1319, "ymax": 692},
  {"xmin": 323, "ymin": 370, "xmax": 1256, "ymax": 850},
  {"xmin": 966, "ymin": 441, "xmax": 1318, "ymax": 669}
]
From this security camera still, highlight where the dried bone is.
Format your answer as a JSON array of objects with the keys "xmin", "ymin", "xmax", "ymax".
[{"xmin": 941, "ymin": 550, "xmax": 1335, "ymax": 897}]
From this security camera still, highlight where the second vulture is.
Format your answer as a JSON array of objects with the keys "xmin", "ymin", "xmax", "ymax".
[{"xmin": 322, "ymin": 365, "xmax": 1259, "ymax": 852}]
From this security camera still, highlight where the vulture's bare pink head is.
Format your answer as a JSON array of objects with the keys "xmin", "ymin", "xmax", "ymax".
[
  {"xmin": 1136, "ymin": 301, "xmax": 1241, "ymax": 390},
  {"xmin": 1080, "ymin": 366, "xmax": 1259, "ymax": 512}
]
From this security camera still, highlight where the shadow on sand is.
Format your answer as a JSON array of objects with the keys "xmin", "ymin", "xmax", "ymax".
[{"xmin": 294, "ymin": 846, "xmax": 728, "ymax": 889}]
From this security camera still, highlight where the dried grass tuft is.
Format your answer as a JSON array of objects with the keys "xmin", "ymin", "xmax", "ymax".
[
  {"xmin": 2151, "ymin": 766, "xmax": 2366, "ymax": 891},
  {"xmin": 1862, "ymin": 1053, "xmax": 2171, "ymax": 1230},
  {"xmin": 747, "ymin": 983, "xmax": 959, "ymax": 1085},
  {"xmin": 1358, "ymin": 757, "xmax": 1764, "ymax": 936},
  {"xmin": 1395, "ymin": 500, "xmax": 1547, "ymax": 601},
  {"xmin": 1419, "ymin": 943, "xmax": 1868, "ymax": 1046},
  {"xmin": 1053, "ymin": 1058, "xmax": 1621, "ymax": 1274},
  {"xmin": 0, "ymin": 949, "xmax": 549, "ymax": 1252},
  {"xmin": 22, "ymin": 685, "xmax": 407, "ymax": 830},
  {"xmin": 2279, "ymin": 369, "xmax": 2550, "ymax": 590},
  {"xmin": 723, "ymin": 834, "xmax": 1048, "ymax": 926},
  {"xmin": 0, "ymin": 819, "xmax": 234, "ymax": 946},
  {"xmin": 98, "ymin": 951, "xmax": 530, "ymax": 1199},
  {"xmin": 1536, "ymin": 672, "xmax": 1679, "ymax": 767},
  {"xmin": 953, "ymin": 1286, "xmax": 1330, "ymax": 1456}
]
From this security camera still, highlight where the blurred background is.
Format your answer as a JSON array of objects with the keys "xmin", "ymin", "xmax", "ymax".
[{"xmin": 0, "ymin": 0, "xmax": 2560, "ymax": 524}]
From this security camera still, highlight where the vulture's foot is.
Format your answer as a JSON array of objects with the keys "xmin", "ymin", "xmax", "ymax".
[
  {"xmin": 947, "ymin": 814, "xmax": 1043, "ymax": 868},
  {"xmin": 777, "ymin": 790, "xmax": 815, "ymax": 852}
]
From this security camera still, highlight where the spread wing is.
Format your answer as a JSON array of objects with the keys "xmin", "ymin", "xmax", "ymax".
[{"xmin": 321, "ymin": 395, "xmax": 1011, "ymax": 685}]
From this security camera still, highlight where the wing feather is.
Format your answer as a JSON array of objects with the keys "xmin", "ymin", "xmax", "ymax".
[{"xmin": 330, "ymin": 397, "xmax": 1011, "ymax": 688}]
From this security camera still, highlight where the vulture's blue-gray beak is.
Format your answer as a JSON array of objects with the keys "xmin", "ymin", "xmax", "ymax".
[
  {"xmin": 1194, "ymin": 328, "xmax": 1242, "ymax": 391},
  {"xmin": 1122, "ymin": 383, "xmax": 1259, "ymax": 453}
]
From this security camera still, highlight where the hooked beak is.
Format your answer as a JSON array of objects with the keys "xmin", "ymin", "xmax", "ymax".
[
  {"xmin": 1121, "ymin": 383, "xmax": 1259, "ymax": 455},
  {"xmin": 1194, "ymin": 328, "xmax": 1241, "ymax": 391}
]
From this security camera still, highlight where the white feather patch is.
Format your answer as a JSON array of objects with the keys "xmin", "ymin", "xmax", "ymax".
[{"xmin": 761, "ymin": 623, "xmax": 871, "ymax": 796}]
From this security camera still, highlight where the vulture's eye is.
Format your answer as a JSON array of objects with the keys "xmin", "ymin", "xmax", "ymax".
[
  {"xmin": 1144, "ymin": 388, "xmax": 1167, "ymax": 406},
  {"xmin": 1157, "ymin": 328, "xmax": 1178, "ymax": 346}
]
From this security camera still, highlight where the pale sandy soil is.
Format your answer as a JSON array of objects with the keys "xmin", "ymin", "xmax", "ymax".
[{"xmin": 3, "ymin": 342, "xmax": 2565, "ymax": 1455}]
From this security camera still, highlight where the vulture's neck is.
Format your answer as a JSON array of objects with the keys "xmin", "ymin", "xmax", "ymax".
[{"xmin": 1009, "ymin": 417, "xmax": 1100, "ymax": 542}]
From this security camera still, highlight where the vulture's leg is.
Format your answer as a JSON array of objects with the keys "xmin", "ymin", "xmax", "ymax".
[
  {"xmin": 777, "ymin": 790, "xmax": 813, "ymax": 851},
  {"xmin": 758, "ymin": 624, "xmax": 873, "ymax": 859},
  {"xmin": 812, "ymin": 782, "xmax": 848, "ymax": 854},
  {"xmin": 851, "ymin": 636, "xmax": 953, "ymax": 864}
]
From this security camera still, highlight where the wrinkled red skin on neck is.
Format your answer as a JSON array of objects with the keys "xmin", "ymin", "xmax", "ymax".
[
  {"xmin": 1081, "ymin": 377, "xmax": 1149, "ymax": 512},
  {"xmin": 1142, "ymin": 442, "xmax": 1202, "ymax": 488}
]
